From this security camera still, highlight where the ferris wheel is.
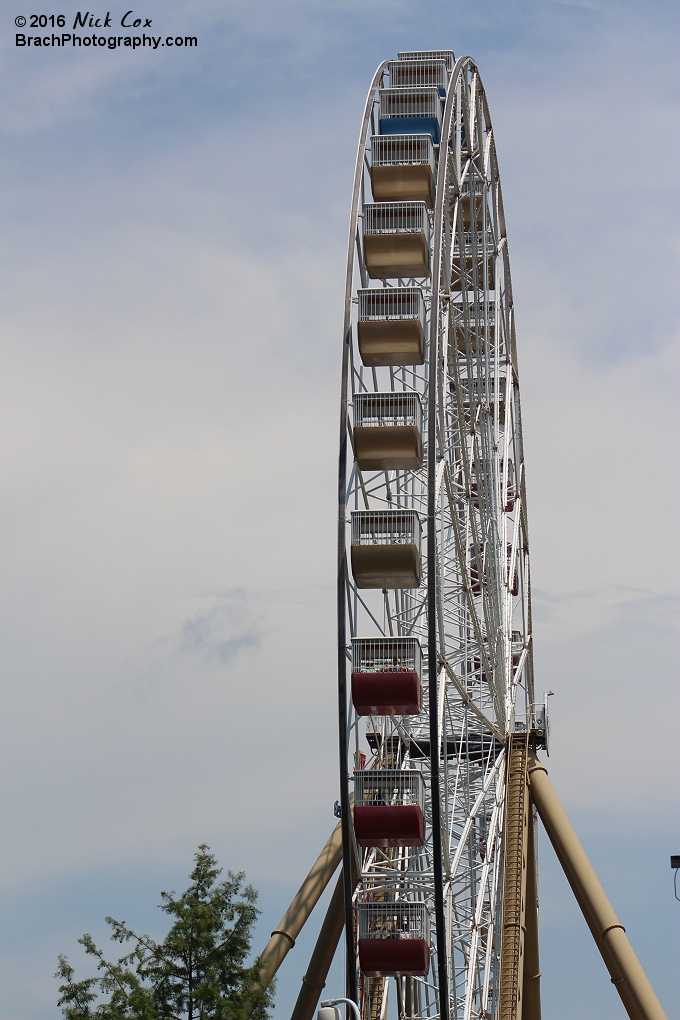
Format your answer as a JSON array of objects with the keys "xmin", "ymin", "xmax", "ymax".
[
  {"xmin": 253, "ymin": 49, "xmax": 667, "ymax": 1020},
  {"xmin": 334, "ymin": 50, "xmax": 539, "ymax": 1020}
]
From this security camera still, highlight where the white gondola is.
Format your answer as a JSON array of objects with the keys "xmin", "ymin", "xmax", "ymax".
[
  {"xmin": 397, "ymin": 49, "xmax": 455, "ymax": 72},
  {"xmin": 450, "ymin": 300, "xmax": 496, "ymax": 356},
  {"xmin": 450, "ymin": 374, "xmax": 507, "ymax": 422},
  {"xmin": 451, "ymin": 228, "xmax": 496, "ymax": 291},
  {"xmin": 454, "ymin": 176, "xmax": 486, "ymax": 228}
]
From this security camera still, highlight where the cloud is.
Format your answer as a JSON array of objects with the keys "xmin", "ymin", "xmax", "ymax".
[
  {"xmin": 179, "ymin": 601, "xmax": 263, "ymax": 665},
  {"xmin": 533, "ymin": 585, "xmax": 680, "ymax": 639},
  {"xmin": 532, "ymin": 584, "xmax": 679, "ymax": 815}
]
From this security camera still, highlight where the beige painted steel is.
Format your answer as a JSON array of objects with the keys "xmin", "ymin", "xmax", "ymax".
[
  {"xmin": 367, "ymin": 978, "xmax": 387, "ymax": 1020},
  {"xmin": 498, "ymin": 734, "xmax": 530, "ymax": 1020},
  {"xmin": 363, "ymin": 233, "xmax": 430, "ymax": 280},
  {"xmin": 256, "ymin": 820, "xmax": 343, "ymax": 992},
  {"xmin": 353, "ymin": 424, "xmax": 423, "ymax": 471},
  {"xmin": 566, "ymin": 877, "xmax": 644, "ymax": 1020},
  {"xmin": 289, "ymin": 870, "xmax": 346, "ymax": 1020},
  {"xmin": 370, "ymin": 164, "xmax": 434, "ymax": 205},
  {"xmin": 528, "ymin": 756, "xmax": 667, "ymax": 1020},
  {"xmin": 350, "ymin": 542, "xmax": 421, "ymax": 589},
  {"xmin": 357, "ymin": 318, "xmax": 425, "ymax": 367},
  {"xmin": 521, "ymin": 806, "xmax": 541, "ymax": 1020}
]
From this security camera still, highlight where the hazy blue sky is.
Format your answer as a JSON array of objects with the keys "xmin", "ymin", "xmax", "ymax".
[{"xmin": 1, "ymin": 0, "xmax": 678, "ymax": 1016}]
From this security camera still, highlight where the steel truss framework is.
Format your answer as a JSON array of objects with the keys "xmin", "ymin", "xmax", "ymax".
[{"xmin": 337, "ymin": 53, "xmax": 536, "ymax": 1020}]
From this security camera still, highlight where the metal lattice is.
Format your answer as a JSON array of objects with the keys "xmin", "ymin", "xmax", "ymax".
[{"xmin": 337, "ymin": 49, "xmax": 535, "ymax": 1020}]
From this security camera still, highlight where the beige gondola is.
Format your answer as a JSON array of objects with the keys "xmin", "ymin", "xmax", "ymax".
[
  {"xmin": 353, "ymin": 392, "xmax": 423, "ymax": 471},
  {"xmin": 363, "ymin": 202, "xmax": 430, "ymax": 280},
  {"xmin": 350, "ymin": 510, "xmax": 421, "ymax": 589},
  {"xmin": 357, "ymin": 287, "xmax": 426, "ymax": 366}
]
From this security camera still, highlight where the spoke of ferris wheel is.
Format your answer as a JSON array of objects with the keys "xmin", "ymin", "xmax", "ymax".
[
  {"xmin": 446, "ymin": 754, "xmax": 505, "ymax": 883},
  {"xmin": 461, "ymin": 795, "xmax": 503, "ymax": 1020}
]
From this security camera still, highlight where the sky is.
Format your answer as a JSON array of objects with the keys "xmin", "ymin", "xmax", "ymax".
[{"xmin": 0, "ymin": 0, "xmax": 679, "ymax": 1016}]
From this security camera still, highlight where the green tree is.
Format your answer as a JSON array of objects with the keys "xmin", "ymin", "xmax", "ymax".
[{"xmin": 56, "ymin": 844, "xmax": 274, "ymax": 1020}]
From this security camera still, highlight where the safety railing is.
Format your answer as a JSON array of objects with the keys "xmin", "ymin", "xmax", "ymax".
[
  {"xmin": 351, "ymin": 637, "xmax": 423, "ymax": 675},
  {"xmin": 397, "ymin": 49, "xmax": 455, "ymax": 73},
  {"xmin": 453, "ymin": 228, "xmax": 495, "ymax": 253},
  {"xmin": 354, "ymin": 392, "xmax": 422, "ymax": 430},
  {"xmin": 358, "ymin": 287, "xmax": 426, "ymax": 324},
  {"xmin": 371, "ymin": 134, "xmax": 435, "ymax": 171},
  {"xmin": 354, "ymin": 769, "xmax": 425, "ymax": 810},
  {"xmin": 451, "ymin": 374, "xmax": 507, "ymax": 410},
  {"xmin": 379, "ymin": 87, "xmax": 442, "ymax": 125},
  {"xmin": 388, "ymin": 59, "xmax": 448, "ymax": 90},
  {"xmin": 351, "ymin": 510, "xmax": 422, "ymax": 549},
  {"xmin": 363, "ymin": 202, "xmax": 430, "ymax": 237},
  {"xmin": 357, "ymin": 901, "xmax": 430, "ymax": 942}
]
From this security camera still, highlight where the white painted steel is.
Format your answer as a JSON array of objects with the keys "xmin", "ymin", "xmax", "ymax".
[{"xmin": 338, "ymin": 52, "xmax": 534, "ymax": 1020}]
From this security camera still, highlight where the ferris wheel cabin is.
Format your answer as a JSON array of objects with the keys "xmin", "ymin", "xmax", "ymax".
[
  {"xmin": 363, "ymin": 202, "xmax": 431, "ymax": 280},
  {"xmin": 352, "ymin": 392, "xmax": 423, "ymax": 471},
  {"xmin": 358, "ymin": 902, "xmax": 431, "ymax": 978},
  {"xmin": 451, "ymin": 375, "xmax": 507, "ymax": 423},
  {"xmin": 370, "ymin": 135, "xmax": 435, "ymax": 206},
  {"xmin": 350, "ymin": 510, "xmax": 422, "ymax": 589},
  {"xmin": 350, "ymin": 636, "xmax": 423, "ymax": 716},
  {"xmin": 357, "ymin": 288, "xmax": 426, "ymax": 366},
  {"xmin": 456, "ymin": 177, "xmax": 486, "ymax": 227},
  {"xmin": 353, "ymin": 768, "xmax": 426, "ymax": 848},
  {"xmin": 451, "ymin": 228, "xmax": 496, "ymax": 291},
  {"xmin": 379, "ymin": 85, "xmax": 443, "ymax": 144}
]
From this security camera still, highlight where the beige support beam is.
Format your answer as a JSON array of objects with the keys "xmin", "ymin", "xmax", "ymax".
[
  {"xmin": 499, "ymin": 733, "xmax": 530, "ymax": 1020},
  {"xmin": 257, "ymin": 819, "xmax": 344, "ymax": 992},
  {"xmin": 521, "ymin": 805, "xmax": 541, "ymax": 1020},
  {"xmin": 290, "ymin": 867, "xmax": 355, "ymax": 1020},
  {"xmin": 527, "ymin": 756, "xmax": 667, "ymax": 1020}
]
